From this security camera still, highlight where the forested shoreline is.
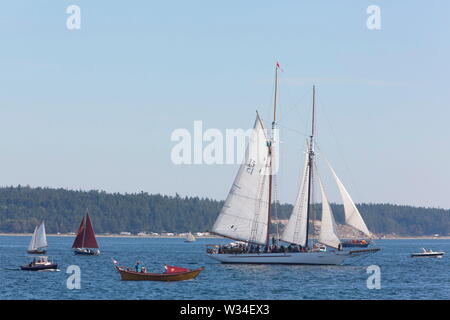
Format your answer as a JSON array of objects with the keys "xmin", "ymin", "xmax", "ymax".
[{"xmin": 0, "ymin": 186, "xmax": 449, "ymax": 236}]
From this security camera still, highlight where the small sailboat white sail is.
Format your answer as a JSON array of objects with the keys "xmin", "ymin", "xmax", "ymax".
[
  {"xmin": 185, "ymin": 232, "xmax": 196, "ymax": 242},
  {"xmin": 328, "ymin": 164, "xmax": 373, "ymax": 247},
  {"xmin": 27, "ymin": 221, "xmax": 48, "ymax": 254},
  {"xmin": 207, "ymin": 64, "xmax": 379, "ymax": 265},
  {"xmin": 317, "ymin": 179, "xmax": 341, "ymax": 250}
]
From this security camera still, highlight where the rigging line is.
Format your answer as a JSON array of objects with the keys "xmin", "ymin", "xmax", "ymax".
[
  {"xmin": 312, "ymin": 160, "xmax": 322, "ymax": 221},
  {"xmin": 280, "ymin": 87, "xmax": 310, "ymax": 120},
  {"xmin": 272, "ymin": 169, "xmax": 280, "ymax": 241},
  {"xmin": 310, "ymin": 156, "xmax": 317, "ymax": 241},
  {"xmin": 315, "ymin": 94, "xmax": 365, "ymax": 203},
  {"xmin": 276, "ymin": 123, "xmax": 309, "ymax": 137}
]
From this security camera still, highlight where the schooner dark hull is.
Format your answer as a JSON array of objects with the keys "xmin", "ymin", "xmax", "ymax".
[
  {"xmin": 208, "ymin": 251, "xmax": 350, "ymax": 265},
  {"xmin": 208, "ymin": 248, "xmax": 380, "ymax": 265}
]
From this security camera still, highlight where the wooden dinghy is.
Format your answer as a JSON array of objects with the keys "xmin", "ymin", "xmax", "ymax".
[{"xmin": 115, "ymin": 265, "xmax": 204, "ymax": 281}]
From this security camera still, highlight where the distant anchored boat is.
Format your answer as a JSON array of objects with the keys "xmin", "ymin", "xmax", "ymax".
[
  {"xmin": 185, "ymin": 232, "xmax": 196, "ymax": 242},
  {"xmin": 27, "ymin": 221, "xmax": 48, "ymax": 254},
  {"xmin": 72, "ymin": 211, "xmax": 100, "ymax": 255},
  {"xmin": 411, "ymin": 248, "xmax": 444, "ymax": 258},
  {"xmin": 341, "ymin": 239, "xmax": 371, "ymax": 248}
]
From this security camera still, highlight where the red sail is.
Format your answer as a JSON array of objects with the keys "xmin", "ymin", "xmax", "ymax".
[
  {"xmin": 164, "ymin": 265, "xmax": 190, "ymax": 273},
  {"xmin": 72, "ymin": 213, "xmax": 99, "ymax": 249},
  {"xmin": 72, "ymin": 216, "xmax": 85, "ymax": 248}
]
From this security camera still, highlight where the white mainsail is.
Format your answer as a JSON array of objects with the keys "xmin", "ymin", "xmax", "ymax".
[
  {"xmin": 329, "ymin": 165, "xmax": 371, "ymax": 237},
  {"xmin": 211, "ymin": 114, "xmax": 271, "ymax": 245},
  {"xmin": 318, "ymin": 179, "xmax": 341, "ymax": 249},
  {"xmin": 28, "ymin": 222, "xmax": 48, "ymax": 250},
  {"xmin": 27, "ymin": 226, "xmax": 38, "ymax": 251},
  {"xmin": 280, "ymin": 150, "xmax": 310, "ymax": 246}
]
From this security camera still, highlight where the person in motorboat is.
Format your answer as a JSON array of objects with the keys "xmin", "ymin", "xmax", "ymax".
[{"xmin": 135, "ymin": 261, "xmax": 142, "ymax": 272}]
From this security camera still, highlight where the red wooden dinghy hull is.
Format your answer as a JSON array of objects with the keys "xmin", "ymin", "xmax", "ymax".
[{"xmin": 115, "ymin": 266, "xmax": 204, "ymax": 281}]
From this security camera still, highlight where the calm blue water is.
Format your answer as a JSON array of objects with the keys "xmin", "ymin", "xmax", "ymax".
[{"xmin": 1, "ymin": 236, "xmax": 449, "ymax": 300}]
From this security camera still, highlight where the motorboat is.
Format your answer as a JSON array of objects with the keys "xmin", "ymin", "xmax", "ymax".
[
  {"xmin": 411, "ymin": 248, "xmax": 444, "ymax": 258},
  {"xmin": 20, "ymin": 256, "xmax": 58, "ymax": 271}
]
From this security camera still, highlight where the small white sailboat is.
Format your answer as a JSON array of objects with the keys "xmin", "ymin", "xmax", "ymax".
[
  {"xmin": 411, "ymin": 248, "xmax": 444, "ymax": 258},
  {"xmin": 207, "ymin": 64, "xmax": 379, "ymax": 265},
  {"xmin": 185, "ymin": 232, "xmax": 196, "ymax": 242},
  {"xmin": 27, "ymin": 221, "xmax": 48, "ymax": 254}
]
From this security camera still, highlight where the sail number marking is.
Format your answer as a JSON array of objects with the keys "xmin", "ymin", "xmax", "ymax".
[{"xmin": 246, "ymin": 159, "xmax": 256, "ymax": 175}]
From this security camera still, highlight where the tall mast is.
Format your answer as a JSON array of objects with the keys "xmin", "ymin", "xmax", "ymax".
[
  {"xmin": 82, "ymin": 210, "xmax": 88, "ymax": 248},
  {"xmin": 305, "ymin": 85, "xmax": 315, "ymax": 247},
  {"xmin": 266, "ymin": 63, "xmax": 279, "ymax": 247},
  {"xmin": 272, "ymin": 64, "xmax": 278, "ymax": 123}
]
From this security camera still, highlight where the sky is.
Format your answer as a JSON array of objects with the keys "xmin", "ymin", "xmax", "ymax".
[{"xmin": 0, "ymin": 1, "xmax": 449, "ymax": 208}]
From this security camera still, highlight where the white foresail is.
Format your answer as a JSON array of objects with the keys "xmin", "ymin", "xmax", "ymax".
[
  {"xmin": 28, "ymin": 226, "xmax": 38, "ymax": 251},
  {"xmin": 329, "ymin": 165, "xmax": 371, "ymax": 237},
  {"xmin": 35, "ymin": 222, "xmax": 48, "ymax": 249},
  {"xmin": 211, "ymin": 114, "xmax": 271, "ymax": 245},
  {"xmin": 281, "ymin": 150, "xmax": 309, "ymax": 246},
  {"xmin": 318, "ymin": 179, "xmax": 341, "ymax": 249}
]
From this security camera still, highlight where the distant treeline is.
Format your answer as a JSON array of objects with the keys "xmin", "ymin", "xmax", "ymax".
[{"xmin": 0, "ymin": 185, "xmax": 449, "ymax": 236}]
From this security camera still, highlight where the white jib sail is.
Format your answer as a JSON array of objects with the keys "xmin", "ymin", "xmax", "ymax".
[
  {"xmin": 211, "ymin": 113, "xmax": 271, "ymax": 245},
  {"xmin": 318, "ymin": 179, "xmax": 341, "ymax": 249},
  {"xmin": 34, "ymin": 222, "xmax": 48, "ymax": 249},
  {"xmin": 281, "ymin": 150, "xmax": 309, "ymax": 246},
  {"xmin": 329, "ymin": 165, "xmax": 371, "ymax": 238},
  {"xmin": 28, "ymin": 226, "xmax": 38, "ymax": 251}
]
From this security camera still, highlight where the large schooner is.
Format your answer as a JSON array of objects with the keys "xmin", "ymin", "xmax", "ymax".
[
  {"xmin": 72, "ymin": 211, "xmax": 100, "ymax": 255},
  {"xmin": 207, "ymin": 64, "xmax": 380, "ymax": 265}
]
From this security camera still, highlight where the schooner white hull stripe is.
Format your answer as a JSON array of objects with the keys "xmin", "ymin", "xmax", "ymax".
[{"xmin": 208, "ymin": 252, "xmax": 351, "ymax": 265}]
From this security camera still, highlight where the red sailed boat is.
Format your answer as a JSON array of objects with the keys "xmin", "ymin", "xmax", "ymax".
[{"xmin": 72, "ymin": 212, "xmax": 100, "ymax": 255}]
